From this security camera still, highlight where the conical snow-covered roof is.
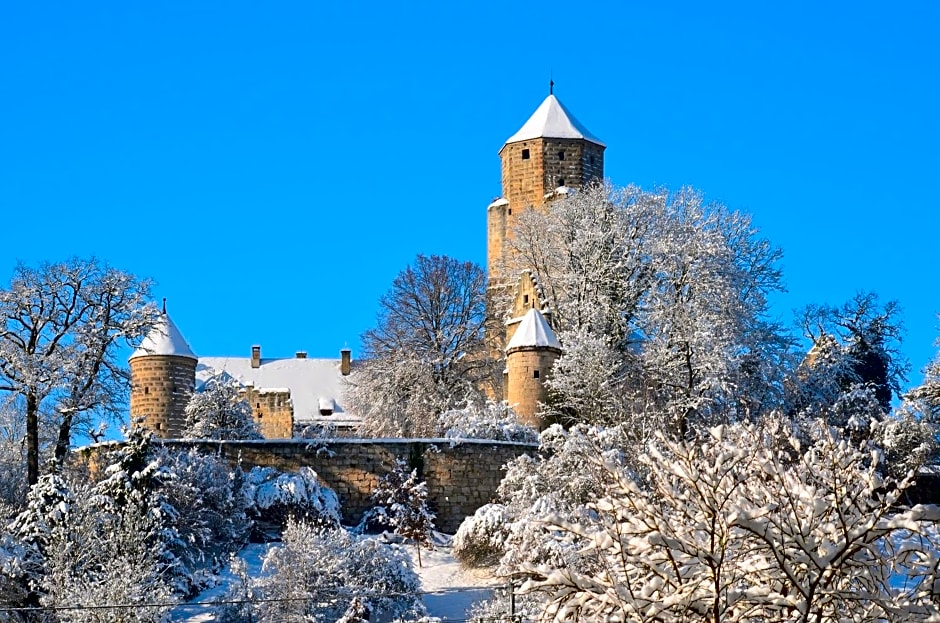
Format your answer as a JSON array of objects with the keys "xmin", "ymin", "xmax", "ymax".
[
  {"xmin": 129, "ymin": 311, "xmax": 197, "ymax": 361},
  {"xmin": 506, "ymin": 309, "xmax": 561, "ymax": 351},
  {"xmin": 503, "ymin": 94, "xmax": 604, "ymax": 147}
]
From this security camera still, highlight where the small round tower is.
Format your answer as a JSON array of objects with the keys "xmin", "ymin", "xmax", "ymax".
[
  {"xmin": 505, "ymin": 308, "xmax": 562, "ymax": 430},
  {"xmin": 129, "ymin": 305, "xmax": 198, "ymax": 438}
]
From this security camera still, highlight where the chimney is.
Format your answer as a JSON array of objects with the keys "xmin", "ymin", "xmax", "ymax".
[
  {"xmin": 251, "ymin": 345, "xmax": 261, "ymax": 368},
  {"xmin": 340, "ymin": 348, "xmax": 351, "ymax": 376},
  {"xmin": 295, "ymin": 351, "xmax": 307, "ymax": 359}
]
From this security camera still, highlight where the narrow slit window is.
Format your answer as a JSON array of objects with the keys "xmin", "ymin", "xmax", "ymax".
[
  {"xmin": 533, "ymin": 370, "xmax": 540, "ymax": 379},
  {"xmin": 558, "ymin": 150, "xmax": 565, "ymax": 161}
]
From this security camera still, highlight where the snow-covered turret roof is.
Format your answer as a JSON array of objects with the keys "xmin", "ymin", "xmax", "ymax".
[
  {"xmin": 503, "ymin": 94, "xmax": 604, "ymax": 147},
  {"xmin": 506, "ymin": 309, "xmax": 561, "ymax": 351},
  {"xmin": 129, "ymin": 312, "xmax": 197, "ymax": 361}
]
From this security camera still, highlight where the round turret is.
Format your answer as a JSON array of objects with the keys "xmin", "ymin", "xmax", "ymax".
[
  {"xmin": 505, "ymin": 308, "xmax": 562, "ymax": 430},
  {"xmin": 129, "ymin": 308, "xmax": 197, "ymax": 438}
]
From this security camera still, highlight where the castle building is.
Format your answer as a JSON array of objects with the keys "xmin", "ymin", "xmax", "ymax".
[
  {"xmin": 132, "ymin": 91, "xmax": 603, "ymax": 437},
  {"xmin": 130, "ymin": 309, "xmax": 358, "ymax": 439},
  {"xmin": 488, "ymin": 90, "xmax": 606, "ymax": 427}
]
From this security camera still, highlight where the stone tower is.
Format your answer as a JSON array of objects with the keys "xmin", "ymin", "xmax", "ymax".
[
  {"xmin": 129, "ymin": 309, "xmax": 198, "ymax": 438},
  {"xmin": 487, "ymin": 92, "xmax": 602, "ymax": 417},
  {"xmin": 487, "ymin": 92, "xmax": 606, "ymax": 284},
  {"xmin": 505, "ymin": 308, "xmax": 562, "ymax": 429}
]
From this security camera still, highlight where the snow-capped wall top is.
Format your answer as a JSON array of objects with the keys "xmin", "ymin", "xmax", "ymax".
[
  {"xmin": 506, "ymin": 308, "xmax": 561, "ymax": 351},
  {"xmin": 504, "ymin": 95, "xmax": 604, "ymax": 147},
  {"xmin": 129, "ymin": 312, "xmax": 197, "ymax": 361}
]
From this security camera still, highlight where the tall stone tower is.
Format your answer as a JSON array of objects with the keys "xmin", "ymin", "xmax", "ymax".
[
  {"xmin": 129, "ymin": 309, "xmax": 198, "ymax": 438},
  {"xmin": 505, "ymin": 308, "xmax": 562, "ymax": 429},
  {"xmin": 487, "ymin": 92, "xmax": 606, "ymax": 284},
  {"xmin": 487, "ymin": 91, "xmax": 604, "ymax": 419}
]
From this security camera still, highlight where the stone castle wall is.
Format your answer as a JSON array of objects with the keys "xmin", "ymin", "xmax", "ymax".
[
  {"xmin": 129, "ymin": 355, "xmax": 197, "ymax": 438},
  {"xmin": 243, "ymin": 386, "xmax": 293, "ymax": 439},
  {"xmin": 153, "ymin": 438, "xmax": 536, "ymax": 533}
]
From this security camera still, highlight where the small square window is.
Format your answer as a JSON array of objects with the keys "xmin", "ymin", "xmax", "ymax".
[
  {"xmin": 558, "ymin": 178, "xmax": 565, "ymax": 187},
  {"xmin": 558, "ymin": 150, "xmax": 565, "ymax": 161},
  {"xmin": 521, "ymin": 149, "xmax": 530, "ymax": 160},
  {"xmin": 533, "ymin": 370, "xmax": 540, "ymax": 379}
]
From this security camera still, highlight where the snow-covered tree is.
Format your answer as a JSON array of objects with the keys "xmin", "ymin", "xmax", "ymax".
[
  {"xmin": 348, "ymin": 254, "xmax": 497, "ymax": 437},
  {"xmin": 369, "ymin": 457, "xmax": 436, "ymax": 567},
  {"xmin": 438, "ymin": 399, "xmax": 538, "ymax": 443},
  {"xmin": 9, "ymin": 430, "xmax": 182, "ymax": 621},
  {"xmin": 249, "ymin": 519, "xmax": 424, "ymax": 622},
  {"xmin": 0, "ymin": 257, "xmax": 157, "ymax": 484},
  {"xmin": 795, "ymin": 292, "xmax": 908, "ymax": 415},
  {"xmin": 507, "ymin": 184, "xmax": 789, "ymax": 435},
  {"xmin": 518, "ymin": 422, "xmax": 940, "ymax": 622},
  {"xmin": 181, "ymin": 378, "xmax": 261, "ymax": 440},
  {"xmin": 0, "ymin": 405, "xmax": 28, "ymax": 509}
]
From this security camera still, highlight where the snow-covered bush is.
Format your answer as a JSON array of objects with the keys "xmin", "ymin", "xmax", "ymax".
[
  {"xmin": 452, "ymin": 503, "xmax": 509, "ymax": 567},
  {"xmin": 520, "ymin": 423, "xmax": 940, "ymax": 622},
  {"xmin": 0, "ymin": 532, "xmax": 35, "ymax": 618},
  {"xmin": 453, "ymin": 424, "xmax": 624, "ymax": 588},
  {"xmin": 249, "ymin": 519, "xmax": 424, "ymax": 622},
  {"xmin": 438, "ymin": 400, "xmax": 538, "ymax": 443},
  {"xmin": 875, "ymin": 403, "xmax": 938, "ymax": 479},
  {"xmin": 242, "ymin": 466, "xmax": 340, "ymax": 535},
  {"xmin": 159, "ymin": 448, "xmax": 252, "ymax": 583},
  {"xmin": 182, "ymin": 378, "xmax": 261, "ymax": 440}
]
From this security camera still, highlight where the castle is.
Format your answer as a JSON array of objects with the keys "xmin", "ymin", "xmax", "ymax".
[{"xmin": 131, "ymin": 90, "xmax": 604, "ymax": 438}]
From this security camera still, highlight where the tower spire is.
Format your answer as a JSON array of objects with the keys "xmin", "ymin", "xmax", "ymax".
[
  {"xmin": 549, "ymin": 71, "xmax": 554, "ymax": 95},
  {"xmin": 162, "ymin": 297, "xmax": 167, "ymax": 314}
]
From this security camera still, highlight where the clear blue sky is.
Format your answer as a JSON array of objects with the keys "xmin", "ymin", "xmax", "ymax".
[{"xmin": 1, "ymin": 2, "xmax": 938, "ymax": 390}]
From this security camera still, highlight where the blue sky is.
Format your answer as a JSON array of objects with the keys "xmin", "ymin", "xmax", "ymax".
[{"xmin": 1, "ymin": 2, "xmax": 938, "ymax": 390}]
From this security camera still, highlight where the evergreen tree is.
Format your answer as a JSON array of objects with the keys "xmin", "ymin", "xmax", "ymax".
[{"xmin": 370, "ymin": 458, "xmax": 436, "ymax": 567}]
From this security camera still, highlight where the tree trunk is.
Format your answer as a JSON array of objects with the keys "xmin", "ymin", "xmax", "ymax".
[
  {"xmin": 54, "ymin": 409, "xmax": 73, "ymax": 465},
  {"xmin": 26, "ymin": 392, "xmax": 39, "ymax": 486}
]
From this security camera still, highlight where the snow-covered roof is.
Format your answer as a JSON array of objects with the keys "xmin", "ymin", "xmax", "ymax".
[
  {"xmin": 196, "ymin": 356, "xmax": 358, "ymax": 424},
  {"xmin": 488, "ymin": 197, "xmax": 509, "ymax": 208},
  {"xmin": 129, "ymin": 312, "xmax": 197, "ymax": 361},
  {"xmin": 504, "ymin": 94, "xmax": 604, "ymax": 147},
  {"xmin": 506, "ymin": 309, "xmax": 561, "ymax": 351}
]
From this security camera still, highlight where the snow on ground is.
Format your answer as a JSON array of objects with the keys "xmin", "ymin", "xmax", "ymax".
[
  {"xmin": 170, "ymin": 543, "xmax": 269, "ymax": 622},
  {"xmin": 415, "ymin": 533, "xmax": 502, "ymax": 621},
  {"xmin": 171, "ymin": 534, "xmax": 500, "ymax": 622}
]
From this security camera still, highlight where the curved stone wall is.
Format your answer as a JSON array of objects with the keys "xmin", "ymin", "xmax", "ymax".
[{"xmin": 156, "ymin": 438, "xmax": 537, "ymax": 533}]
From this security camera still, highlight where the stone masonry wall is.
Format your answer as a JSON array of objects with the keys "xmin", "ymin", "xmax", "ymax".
[
  {"xmin": 243, "ymin": 386, "xmax": 293, "ymax": 439},
  {"xmin": 156, "ymin": 438, "xmax": 536, "ymax": 533}
]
